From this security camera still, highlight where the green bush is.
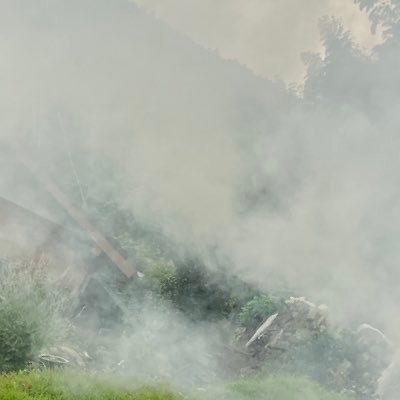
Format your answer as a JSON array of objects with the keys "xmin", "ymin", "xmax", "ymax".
[
  {"xmin": 145, "ymin": 261, "xmax": 182, "ymax": 303},
  {"xmin": 0, "ymin": 307, "xmax": 36, "ymax": 372},
  {"xmin": 144, "ymin": 258, "xmax": 261, "ymax": 321},
  {"xmin": 238, "ymin": 295, "xmax": 281, "ymax": 330},
  {"xmin": 0, "ymin": 262, "xmax": 75, "ymax": 372}
]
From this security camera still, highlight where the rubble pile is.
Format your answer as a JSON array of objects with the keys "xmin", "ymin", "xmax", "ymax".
[
  {"xmin": 236, "ymin": 297, "xmax": 392, "ymax": 399},
  {"xmin": 25, "ymin": 296, "xmax": 394, "ymax": 399},
  {"xmin": 243, "ymin": 297, "xmax": 327, "ymax": 353},
  {"xmin": 29, "ymin": 346, "xmax": 92, "ymax": 370}
]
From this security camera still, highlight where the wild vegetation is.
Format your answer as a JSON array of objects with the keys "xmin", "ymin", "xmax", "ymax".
[
  {"xmin": 0, "ymin": 371, "xmax": 354, "ymax": 400},
  {"xmin": 0, "ymin": 246, "xmax": 375, "ymax": 399},
  {"xmin": 0, "ymin": 153, "xmax": 386, "ymax": 398},
  {"xmin": 0, "ymin": 371, "xmax": 183, "ymax": 400},
  {"xmin": 0, "ymin": 263, "xmax": 75, "ymax": 373},
  {"xmin": 3, "ymin": 0, "xmax": 400, "ymax": 398}
]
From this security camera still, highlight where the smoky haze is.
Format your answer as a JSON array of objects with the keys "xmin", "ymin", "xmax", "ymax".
[
  {"xmin": 132, "ymin": 0, "xmax": 383, "ymax": 82},
  {"xmin": 1, "ymin": 0, "xmax": 400, "ymax": 354}
]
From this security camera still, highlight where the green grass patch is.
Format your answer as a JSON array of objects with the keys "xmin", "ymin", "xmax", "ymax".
[
  {"xmin": 0, "ymin": 370, "xmax": 183, "ymax": 400},
  {"xmin": 0, "ymin": 370, "xmax": 355, "ymax": 400},
  {"xmin": 201, "ymin": 375, "xmax": 355, "ymax": 400}
]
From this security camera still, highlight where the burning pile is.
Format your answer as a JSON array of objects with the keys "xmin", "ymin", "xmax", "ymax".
[{"xmin": 236, "ymin": 297, "xmax": 392, "ymax": 399}]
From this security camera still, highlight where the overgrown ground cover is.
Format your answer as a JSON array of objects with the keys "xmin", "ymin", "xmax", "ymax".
[
  {"xmin": 0, "ymin": 370, "xmax": 182, "ymax": 400},
  {"xmin": 0, "ymin": 168, "xmax": 374, "ymax": 399},
  {"xmin": 0, "ymin": 259, "xmax": 371, "ymax": 399},
  {"xmin": 0, "ymin": 370, "xmax": 354, "ymax": 400},
  {"xmin": 204, "ymin": 376, "xmax": 355, "ymax": 400}
]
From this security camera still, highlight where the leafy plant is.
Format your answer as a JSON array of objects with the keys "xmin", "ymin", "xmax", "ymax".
[
  {"xmin": 0, "ymin": 307, "xmax": 36, "ymax": 372},
  {"xmin": 0, "ymin": 261, "xmax": 76, "ymax": 372},
  {"xmin": 238, "ymin": 295, "xmax": 282, "ymax": 330},
  {"xmin": 143, "ymin": 257, "xmax": 260, "ymax": 321}
]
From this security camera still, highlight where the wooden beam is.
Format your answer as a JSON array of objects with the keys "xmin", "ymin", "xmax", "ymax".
[{"xmin": 17, "ymin": 157, "xmax": 137, "ymax": 279}]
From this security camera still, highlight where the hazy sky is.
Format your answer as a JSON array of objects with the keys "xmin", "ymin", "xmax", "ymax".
[{"xmin": 132, "ymin": 0, "xmax": 382, "ymax": 82}]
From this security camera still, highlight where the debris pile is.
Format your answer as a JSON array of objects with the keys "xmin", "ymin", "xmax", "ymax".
[
  {"xmin": 243, "ymin": 297, "xmax": 327, "ymax": 353},
  {"xmin": 236, "ymin": 297, "xmax": 392, "ymax": 399},
  {"xmin": 25, "ymin": 295, "xmax": 393, "ymax": 399},
  {"xmin": 30, "ymin": 346, "xmax": 92, "ymax": 370}
]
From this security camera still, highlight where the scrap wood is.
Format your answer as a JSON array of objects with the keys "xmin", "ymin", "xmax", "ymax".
[
  {"xmin": 17, "ymin": 155, "xmax": 137, "ymax": 279},
  {"xmin": 245, "ymin": 313, "xmax": 278, "ymax": 348}
]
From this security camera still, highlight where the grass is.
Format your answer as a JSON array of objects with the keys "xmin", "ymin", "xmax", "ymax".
[
  {"xmin": 0, "ymin": 370, "xmax": 355, "ymax": 400},
  {"xmin": 199, "ymin": 375, "xmax": 355, "ymax": 400},
  {"xmin": 0, "ymin": 370, "xmax": 183, "ymax": 400}
]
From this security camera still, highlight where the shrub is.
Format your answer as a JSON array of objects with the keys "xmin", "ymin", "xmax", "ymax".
[
  {"xmin": 145, "ymin": 261, "xmax": 182, "ymax": 303},
  {"xmin": 238, "ymin": 295, "xmax": 282, "ymax": 330},
  {"xmin": 0, "ymin": 307, "xmax": 36, "ymax": 372},
  {"xmin": 142, "ymin": 257, "xmax": 261, "ymax": 321},
  {"xmin": 0, "ymin": 261, "xmax": 75, "ymax": 372}
]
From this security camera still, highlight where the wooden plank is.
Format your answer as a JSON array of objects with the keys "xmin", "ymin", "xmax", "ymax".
[{"xmin": 17, "ymin": 157, "xmax": 137, "ymax": 279}]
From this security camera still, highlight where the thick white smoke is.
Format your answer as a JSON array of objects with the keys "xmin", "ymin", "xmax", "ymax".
[{"xmin": 2, "ymin": 0, "xmax": 400, "ymax": 342}]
